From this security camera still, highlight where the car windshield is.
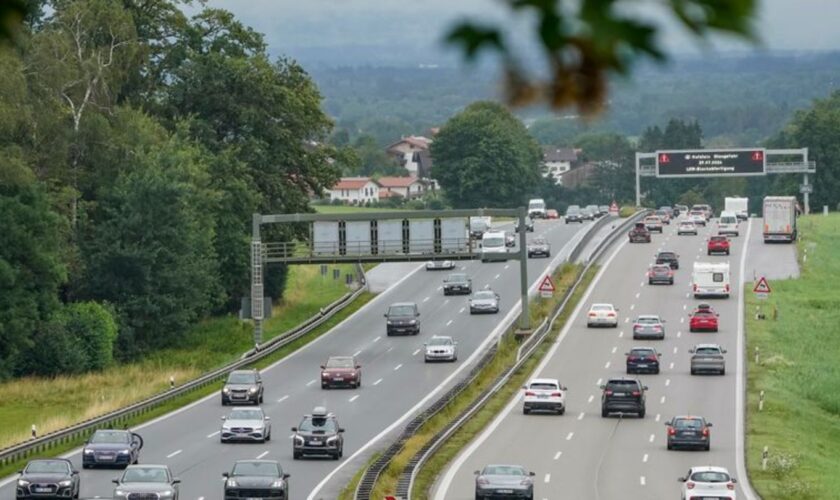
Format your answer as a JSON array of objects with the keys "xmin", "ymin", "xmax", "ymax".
[
  {"xmin": 90, "ymin": 431, "xmax": 130, "ymax": 444},
  {"xmin": 447, "ymin": 273, "xmax": 468, "ymax": 282},
  {"xmin": 711, "ymin": 236, "xmax": 727, "ymax": 242},
  {"xmin": 529, "ymin": 382, "xmax": 558, "ymax": 390},
  {"xmin": 122, "ymin": 467, "xmax": 168, "ymax": 483},
  {"xmin": 695, "ymin": 347, "xmax": 721, "ymax": 355},
  {"xmin": 482, "ymin": 465, "xmax": 526, "ymax": 476},
  {"xmin": 25, "ymin": 461, "xmax": 70, "ymax": 474},
  {"xmin": 674, "ymin": 419, "xmax": 704, "ymax": 429},
  {"xmin": 566, "ymin": 207, "xmax": 580, "ymax": 214},
  {"xmin": 691, "ymin": 471, "xmax": 731, "ymax": 483},
  {"xmin": 637, "ymin": 317, "xmax": 660, "ymax": 324},
  {"xmin": 227, "ymin": 372, "xmax": 256, "ymax": 384},
  {"xmin": 326, "ymin": 357, "xmax": 354, "ymax": 368},
  {"xmin": 606, "ymin": 381, "xmax": 639, "ymax": 391},
  {"xmin": 232, "ymin": 462, "xmax": 280, "ymax": 477},
  {"xmin": 473, "ymin": 291, "xmax": 496, "ymax": 300},
  {"xmin": 652, "ymin": 266, "xmax": 670, "ymax": 273},
  {"xmin": 694, "ymin": 311, "xmax": 715, "ymax": 318},
  {"xmin": 532, "ymin": 238, "xmax": 548, "ymax": 245},
  {"xmin": 298, "ymin": 417, "xmax": 337, "ymax": 433},
  {"xmin": 658, "ymin": 253, "xmax": 676, "ymax": 259},
  {"xmin": 630, "ymin": 349, "xmax": 654, "ymax": 357},
  {"xmin": 483, "ymin": 236, "xmax": 505, "ymax": 247},
  {"xmin": 634, "ymin": 222, "xmax": 645, "ymax": 229},
  {"xmin": 388, "ymin": 305, "xmax": 415, "ymax": 316},
  {"xmin": 428, "ymin": 337, "xmax": 453, "ymax": 346},
  {"xmin": 680, "ymin": 222, "xmax": 694, "ymax": 227},
  {"xmin": 645, "ymin": 217, "xmax": 660, "ymax": 222},
  {"xmin": 229, "ymin": 409, "xmax": 263, "ymax": 420}
]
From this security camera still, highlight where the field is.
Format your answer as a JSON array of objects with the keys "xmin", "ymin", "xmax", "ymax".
[
  {"xmin": 745, "ymin": 214, "xmax": 840, "ymax": 499},
  {"xmin": 0, "ymin": 264, "xmax": 358, "ymax": 449}
]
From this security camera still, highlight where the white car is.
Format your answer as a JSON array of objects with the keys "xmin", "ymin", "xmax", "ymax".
[
  {"xmin": 677, "ymin": 221, "xmax": 697, "ymax": 235},
  {"xmin": 522, "ymin": 378, "xmax": 566, "ymax": 415},
  {"xmin": 424, "ymin": 336, "xmax": 457, "ymax": 362},
  {"xmin": 586, "ymin": 303, "xmax": 618, "ymax": 328},
  {"xmin": 688, "ymin": 213, "xmax": 706, "ymax": 226},
  {"xmin": 679, "ymin": 465, "xmax": 737, "ymax": 499},
  {"xmin": 425, "ymin": 260, "xmax": 454, "ymax": 271}
]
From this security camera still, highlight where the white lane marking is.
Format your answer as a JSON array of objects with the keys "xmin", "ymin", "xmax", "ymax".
[
  {"xmin": 669, "ymin": 362, "xmax": 674, "ymax": 370},
  {"xmin": 353, "ymin": 350, "xmax": 362, "ymax": 357},
  {"xmin": 680, "ymin": 317, "xmax": 685, "ymax": 324},
  {"xmin": 625, "ymin": 317, "xmax": 630, "ymax": 323},
  {"xmin": 677, "ymin": 331, "xmax": 682, "ymax": 338},
  {"xmin": 446, "ymin": 319, "xmax": 453, "ymax": 326},
  {"xmin": 436, "ymin": 286, "xmax": 442, "ymax": 291},
  {"xmin": 635, "ymin": 292, "xmax": 640, "ymax": 299},
  {"xmin": 648, "ymin": 434, "xmax": 655, "ymax": 443},
  {"xmin": 394, "ymin": 364, "xmax": 402, "ymax": 371},
  {"xmin": 639, "ymin": 280, "xmax": 645, "ymax": 287},
  {"xmin": 577, "ymin": 412, "xmax": 585, "ymax": 421},
  {"xmin": 685, "ymin": 292, "xmax": 690, "ymax": 298},
  {"xmin": 373, "ymin": 336, "xmax": 381, "ymax": 343},
  {"xmin": 596, "ymin": 378, "xmax": 603, "ymax": 386},
  {"xmin": 611, "ymin": 346, "xmax": 617, "ymax": 353},
  {"xmin": 566, "ymin": 432, "xmax": 574, "ymax": 441},
  {"xmin": 619, "ymin": 331, "xmax": 624, "ymax": 338},
  {"xmin": 349, "ymin": 395, "xmax": 360, "ymax": 403},
  {"xmin": 630, "ymin": 304, "xmax": 636, "ymax": 311},
  {"xmin": 444, "ymin": 299, "xmax": 449, "ymax": 305},
  {"xmin": 288, "ymin": 434, "xmax": 294, "ymax": 439},
  {"xmin": 604, "ymin": 361, "xmax": 611, "ymax": 369},
  {"xmin": 423, "ymin": 296, "xmax": 430, "ymax": 302},
  {"xmin": 643, "ymin": 453, "xmax": 649, "ymax": 463},
  {"xmin": 665, "ymin": 379, "xmax": 671, "ymax": 387},
  {"xmin": 277, "ymin": 395, "xmax": 289, "ymax": 403},
  {"xmin": 640, "ymin": 476, "xmax": 646, "ymax": 486},
  {"xmin": 673, "ymin": 347, "xmax": 678, "ymax": 354},
  {"xmin": 459, "ymin": 307, "xmax": 465, "ymax": 314},
  {"xmin": 306, "ymin": 379, "xmax": 316, "ymax": 386},
  {"xmin": 553, "ymin": 451, "xmax": 562, "ymax": 460},
  {"xmin": 504, "ymin": 264, "xmax": 510, "ymax": 270},
  {"xmin": 683, "ymin": 304, "xmax": 687, "ymax": 310},
  {"xmin": 587, "ymin": 395, "xmax": 594, "ymax": 403},
  {"xmin": 655, "ymin": 414, "xmax": 661, "ymax": 422},
  {"xmin": 412, "ymin": 348, "xmax": 421, "ymax": 356},
  {"xmin": 386, "ymin": 346, "xmax": 393, "ymax": 353},
  {"xmin": 256, "ymin": 451, "xmax": 269, "ymax": 459},
  {"xmin": 167, "ymin": 449, "xmax": 182, "ymax": 458},
  {"xmin": 373, "ymin": 378, "xmax": 383, "ymax": 386},
  {"xmin": 660, "ymin": 396, "xmax": 666, "ymax": 404},
  {"xmin": 544, "ymin": 473, "xmax": 551, "ymax": 483},
  {"xmin": 494, "ymin": 273, "xmax": 501, "ymax": 280},
  {"xmin": 206, "ymin": 431, "xmax": 220, "ymax": 438}
]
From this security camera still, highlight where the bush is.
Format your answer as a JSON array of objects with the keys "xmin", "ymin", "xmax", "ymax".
[
  {"xmin": 407, "ymin": 199, "xmax": 425, "ymax": 210},
  {"xmin": 55, "ymin": 302, "xmax": 119, "ymax": 370},
  {"xmin": 767, "ymin": 452, "xmax": 800, "ymax": 479},
  {"xmin": 17, "ymin": 322, "xmax": 88, "ymax": 376},
  {"xmin": 427, "ymin": 197, "xmax": 446, "ymax": 210}
]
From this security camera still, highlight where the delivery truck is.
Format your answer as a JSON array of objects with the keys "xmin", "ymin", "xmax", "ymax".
[
  {"xmin": 762, "ymin": 196, "xmax": 797, "ymax": 243},
  {"xmin": 724, "ymin": 197, "xmax": 749, "ymax": 221}
]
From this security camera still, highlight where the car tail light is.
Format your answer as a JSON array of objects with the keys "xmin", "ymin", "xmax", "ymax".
[
  {"xmin": 607, "ymin": 312, "xmax": 616, "ymax": 317},
  {"xmin": 725, "ymin": 284, "xmax": 730, "ymax": 292},
  {"xmin": 604, "ymin": 390, "xmax": 613, "ymax": 396},
  {"xmin": 686, "ymin": 481, "xmax": 695, "ymax": 489},
  {"xmin": 525, "ymin": 391, "xmax": 536, "ymax": 396},
  {"xmin": 588, "ymin": 312, "xmax": 596, "ymax": 317},
  {"xmin": 727, "ymin": 482, "xmax": 735, "ymax": 490},
  {"xmin": 702, "ymin": 428, "xmax": 710, "ymax": 437},
  {"xmin": 667, "ymin": 427, "xmax": 676, "ymax": 436},
  {"xmin": 477, "ymin": 477, "xmax": 490, "ymax": 486},
  {"xmin": 631, "ymin": 391, "xmax": 641, "ymax": 396},
  {"xmin": 653, "ymin": 326, "xmax": 662, "ymax": 332},
  {"xmin": 668, "ymin": 271, "xmax": 674, "ymax": 276},
  {"xmin": 551, "ymin": 391, "xmax": 563, "ymax": 397},
  {"xmin": 646, "ymin": 355, "xmax": 657, "ymax": 361}
]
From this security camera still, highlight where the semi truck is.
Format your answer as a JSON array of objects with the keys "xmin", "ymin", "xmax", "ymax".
[
  {"xmin": 724, "ymin": 197, "xmax": 749, "ymax": 221},
  {"xmin": 762, "ymin": 196, "xmax": 797, "ymax": 243}
]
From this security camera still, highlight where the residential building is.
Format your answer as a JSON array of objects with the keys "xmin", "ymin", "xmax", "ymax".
[
  {"xmin": 386, "ymin": 135, "xmax": 433, "ymax": 177},
  {"xmin": 329, "ymin": 177, "xmax": 381, "ymax": 204},
  {"xmin": 542, "ymin": 146, "xmax": 579, "ymax": 185},
  {"xmin": 377, "ymin": 176, "xmax": 426, "ymax": 199}
]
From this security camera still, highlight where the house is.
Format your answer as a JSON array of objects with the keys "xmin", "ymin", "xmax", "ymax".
[
  {"xmin": 542, "ymin": 146, "xmax": 579, "ymax": 185},
  {"xmin": 557, "ymin": 162, "xmax": 598, "ymax": 189},
  {"xmin": 377, "ymin": 176, "xmax": 426, "ymax": 199},
  {"xmin": 386, "ymin": 135, "xmax": 433, "ymax": 177},
  {"xmin": 329, "ymin": 177, "xmax": 381, "ymax": 204}
]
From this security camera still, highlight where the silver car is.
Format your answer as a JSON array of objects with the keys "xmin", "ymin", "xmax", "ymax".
[
  {"xmin": 424, "ymin": 336, "xmax": 458, "ymax": 362},
  {"xmin": 690, "ymin": 344, "xmax": 727, "ymax": 375},
  {"xmin": 469, "ymin": 290, "xmax": 500, "ymax": 314},
  {"xmin": 632, "ymin": 315, "xmax": 666, "ymax": 340},
  {"xmin": 112, "ymin": 465, "xmax": 180, "ymax": 500},
  {"xmin": 474, "ymin": 464, "xmax": 535, "ymax": 499},
  {"xmin": 221, "ymin": 407, "xmax": 272, "ymax": 443}
]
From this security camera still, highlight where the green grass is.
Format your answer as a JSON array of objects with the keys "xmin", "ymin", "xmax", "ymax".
[
  {"xmin": 619, "ymin": 206, "xmax": 643, "ymax": 217},
  {"xmin": 745, "ymin": 214, "xmax": 840, "ymax": 499},
  {"xmin": 313, "ymin": 204, "xmax": 411, "ymax": 214},
  {"xmin": 0, "ymin": 264, "xmax": 359, "ymax": 449}
]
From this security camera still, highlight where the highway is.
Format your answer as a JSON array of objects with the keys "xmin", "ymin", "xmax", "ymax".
[
  {"xmin": 434, "ymin": 216, "xmax": 792, "ymax": 500},
  {"xmin": 0, "ymin": 217, "xmax": 595, "ymax": 500}
]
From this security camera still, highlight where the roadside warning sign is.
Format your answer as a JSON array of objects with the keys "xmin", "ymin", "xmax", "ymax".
[
  {"xmin": 753, "ymin": 276, "xmax": 771, "ymax": 299},
  {"xmin": 539, "ymin": 275, "xmax": 556, "ymax": 298},
  {"xmin": 609, "ymin": 201, "xmax": 619, "ymax": 216}
]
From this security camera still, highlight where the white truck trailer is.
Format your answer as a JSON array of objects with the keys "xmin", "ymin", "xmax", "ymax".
[{"xmin": 762, "ymin": 196, "xmax": 797, "ymax": 243}]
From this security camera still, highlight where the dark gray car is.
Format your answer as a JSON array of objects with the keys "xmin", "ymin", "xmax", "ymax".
[
  {"xmin": 221, "ymin": 369, "xmax": 263, "ymax": 405},
  {"xmin": 223, "ymin": 460, "xmax": 289, "ymax": 500},
  {"xmin": 474, "ymin": 464, "xmax": 535, "ymax": 499},
  {"xmin": 16, "ymin": 459, "xmax": 80, "ymax": 500},
  {"xmin": 291, "ymin": 407, "xmax": 344, "ymax": 460},
  {"xmin": 632, "ymin": 315, "xmax": 666, "ymax": 340},
  {"xmin": 443, "ymin": 273, "xmax": 472, "ymax": 295},
  {"xmin": 666, "ymin": 416, "xmax": 713, "ymax": 451},
  {"xmin": 82, "ymin": 429, "xmax": 143, "ymax": 468},
  {"xmin": 385, "ymin": 302, "xmax": 420, "ymax": 336},
  {"xmin": 112, "ymin": 465, "xmax": 180, "ymax": 500},
  {"xmin": 469, "ymin": 290, "xmax": 500, "ymax": 314},
  {"xmin": 564, "ymin": 205, "xmax": 583, "ymax": 223},
  {"xmin": 527, "ymin": 237, "xmax": 551, "ymax": 258}
]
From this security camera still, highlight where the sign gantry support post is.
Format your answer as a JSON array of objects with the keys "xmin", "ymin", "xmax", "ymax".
[{"xmin": 517, "ymin": 206, "xmax": 530, "ymax": 331}]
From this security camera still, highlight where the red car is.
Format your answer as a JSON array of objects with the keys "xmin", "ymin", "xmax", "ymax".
[
  {"xmin": 689, "ymin": 304, "xmax": 719, "ymax": 332},
  {"xmin": 707, "ymin": 235, "xmax": 730, "ymax": 255},
  {"xmin": 546, "ymin": 209, "xmax": 559, "ymax": 219},
  {"xmin": 320, "ymin": 355, "xmax": 361, "ymax": 389}
]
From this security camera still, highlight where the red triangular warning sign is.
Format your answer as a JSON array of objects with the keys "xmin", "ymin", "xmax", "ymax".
[
  {"xmin": 753, "ymin": 276, "xmax": 772, "ymax": 294},
  {"xmin": 539, "ymin": 275, "xmax": 556, "ymax": 292}
]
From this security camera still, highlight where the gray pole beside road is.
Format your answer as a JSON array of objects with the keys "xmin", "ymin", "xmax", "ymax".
[{"xmin": 518, "ymin": 207, "xmax": 530, "ymax": 331}]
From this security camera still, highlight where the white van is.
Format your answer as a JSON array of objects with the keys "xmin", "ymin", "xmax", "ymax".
[
  {"xmin": 717, "ymin": 211, "xmax": 739, "ymax": 236},
  {"xmin": 480, "ymin": 230, "xmax": 508, "ymax": 262},
  {"xmin": 528, "ymin": 198, "xmax": 547, "ymax": 219},
  {"xmin": 692, "ymin": 262, "xmax": 730, "ymax": 298}
]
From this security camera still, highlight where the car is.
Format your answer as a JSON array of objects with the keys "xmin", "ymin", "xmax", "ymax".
[
  {"xmin": 291, "ymin": 407, "xmax": 344, "ymax": 460},
  {"xmin": 82, "ymin": 429, "xmax": 143, "ymax": 469},
  {"xmin": 599, "ymin": 205, "xmax": 610, "ymax": 216},
  {"xmin": 688, "ymin": 212, "xmax": 706, "ymax": 226},
  {"xmin": 625, "ymin": 347, "xmax": 661, "ymax": 374},
  {"xmin": 655, "ymin": 209, "xmax": 671, "ymax": 224},
  {"xmin": 655, "ymin": 250, "xmax": 680, "ymax": 269},
  {"xmin": 628, "ymin": 222, "xmax": 651, "ymax": 243},
  {"xmin": 677, "ymin": 221, "xmax": 698, "ymax": 235},
  {"xmin": 112, "ymin": 465, "xmax": 180, "ymax": 500},
  {"xmin": 647, "ymin": 264, "xmax": 674, "ymax": 285},
  {"xmin": 474, "ymin": 464, "xmax": 535, "ymax": 500},
  {"xmin": 690, "ymin": 344, "xmax": 727, "ymax": 375},
  {"xmin": 666, "ymin": 416, "xmax": 713, "ymax": 451},
  {"xmin": 527, "ymin": 237, "xmax": 551, "ymax": 258},
  {"xmin": 674, "ymin": 204, "xmax": 688, "ymax": 216},
  {"xmin": 678, "ymin": 466, "xmax": 737, "ymax": 499},
  {"xmin": 632, "ymin": 315, "xmax": 666, "ymax": 340},
  {"xmin": 320, "ymin": 355, "xmax": 361, "ymax": 388},
  {"xmin": 385, "ymin": 302, "xmax": 420, "ymax": 336},
  {"xmin": 221, "ymin": 369, "xmax": 264, "ymax": 405},
  {"xmin": 514, "ymin": 216, "xmax": 534, "ymax": 232},
  {"xmin": 689, "ymin": 304, "xmax": 719, "ymax": 332},
  {"xmin": 426, "ymin": 260, "xmax": 455, "ymax": 271},
  {"xmin": 220, "ymin": 407, "xmax": 272, "ymax": 443},
  {"xmin": 424, "ymin": 335, "xmax": 458, "ymax": 362},
  {"xmin": 707, "ymin": 235, "xmax": 731, "ymax": 255},
  {"xmin": 587, "ymin": 303, "xmax": 618, "ymax": 327},
  {"xmin": 443, "ymin": 273, "xmax": 472, "ymax": 295},
  {"xmin": 504, "ymin": 231, "xmax": 517, "ymax": 248},
  {"xmin": 222, "ymin": 460, "xmax": 289, "ymax": 500},
  {"xmin": 564, "ymin": 205, "xmax": 583, "ymax": 223},
  {"xmin": 480, "ymin": 230, "xmax": 509, "ymax": 262},
  {"xmin": 717, "ymin": 211, "xmax": 740, "ymax": 236},
  {"xmin": 658, "ymin": 206, "xmax": 674, "ymax": 218},
  {"xmin": 16, "ymin": 459, "xmax": 80, "ymax": 500},
  {"xmin": 585, "ymin": 204, "xmax": 601, "ymax": 218},
  {"xmin": 470, "ymin": 290, "xmax": 500, "ymax": 314},
  {"xmin": 522, "ymin": 378, "xmax": 567, "ymax": 415},
  {"xmin": 546, "ymin": 209, "xmax": 559, "ymax": 219},
  {"xmin": 644, "ymin": 215, "xmax": 663, "ymax": 233},
  {"xmin": 601, "ymin": 378, "xmax": 647, "ymax": 418},
  {"xmin": 691, "ymin": 204, "xmax": 713, "ymax": 221}
]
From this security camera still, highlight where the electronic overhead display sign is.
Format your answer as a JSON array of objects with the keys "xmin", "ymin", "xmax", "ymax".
[{"xmin": 655, "ymin": 149, "xmax": 766, "ymax": 177}]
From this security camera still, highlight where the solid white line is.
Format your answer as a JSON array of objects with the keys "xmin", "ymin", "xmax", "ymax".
[
  {"xmin": 167, "ymin": 449, "xmax": 182, "ymax": 458},
  {"xmin": 277, "ymin": 395, "xmax": 289, "ymax": 403},
  {"xmin": 566, "ymin": 432, "xmax": 574, "ymax": 441},
  {"xmin": 206, "ymin": 431, "xmax": 220, "ymax": 438},
  {"xmin": 640, "ymin": 476, "xmax": 646, "ymax": 486},
  {"xmin": 648, "ymin": 434, "xmax": 655, "ymax": 443},
  {"xmin": 373, "ymin": 378, "xmax": 382, "ymax": 386},
  {"xmin": 446, "ymin": 319, "xmax": 453, "ymax": 326},
  {"xmin": 604, "ymin": 361, "xmax": 611, "ymax": 369},
  {"xmin": 544, "ymin": 473, "xmax": 551, "ymax": 483},
  {"xmin": 256, "ymin": 451, "xmax": 269, "ymax": 459},
  {"xmin": 553, "ymin": 451, "xmax": 562, "ymax": 460},
  {"xmin": 577, "ymin": 412, "xmax": 585, "ymax": 421},
  {"xmin": 349, "ymin": 395, "xmax": 360, "ymax": 403},
  {"xmin": 459, "ymin": 307, "xmax": 466, "ymax": 314},
  {"xmin": 353, "ymin": 350, "xmax": 362, "ymax": 357},
  {"xmin": 587, "ymin": 395, "xmax": 594, "ymax": 403},
  {"xmin": 643, "ymin": 453, "xmax": 649, "ymax": 463},
  {"xmin": 412, "ymin": 348, "xmax": 421, "ymax": 356},
  {"xmin": 306, "ymin": 379, "xmax": 316, "ymax": 386}
]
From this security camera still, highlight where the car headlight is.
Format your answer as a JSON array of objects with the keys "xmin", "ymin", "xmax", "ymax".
[
  {"xmin": 326, "ymin": 435, "xmax": 339, "ymax": 444},
  {"xmin": 294, "ymin": 435, "xmax": 304, "ymax": 445},
  {"xmin": 17, "ymin": 479, "xmax": 30, "ymax": 487},
  {"xmin": 227, "ymin": 479, "xmax": 238, "ymax": 487},
  {"xmin": 114, "ymin": 489, "xmax": 127, "ymax": 497},
  {"xmin": 271, "ymin": 480, "xmax": 285, "ymax": 488},
  {"xmin": 58, "ymin": 480, "xmax": 72, "ymax": 487},
  {"xmin": 222, "ymin": 387, "xmax": 230, "ymax": 393},
  {"xmin": 386, "ymin": 320, "xmax": 394, "ymax": 325},
  {"xmin": 118, "ymin": 449, "xmax": 131, "ymax": 455},
  {"xmin": 408, "ymin": 319, "xmax": 417, "ymax": 325},
  {"xmin": 249, "ymin": 387, "xmax": 257, "ymax": 393},
  {"xmin": 83, "ymin": 448, "xmax": 94, "ymax": 455},
  {"xmin": 159, "ymin": 490, "xmax": 174, "ymax": 498}
]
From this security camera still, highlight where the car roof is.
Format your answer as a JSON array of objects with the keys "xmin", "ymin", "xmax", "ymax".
[
  {"xmin": 231, "ymin": 369, "xmax": 257, "ymax": 374},
  {"xmin": 689, "ymin": 465, "xmax": 730, "ymax": 474},
  {"xmin": 390, "ymin": 302, "xmax": 417, "ymax": 307},
  {"xmin": 29, "ymin": 458, "xmax": 72, "ymax": 465},
  {"xmin": 673, "ymin": 415, "xmax": 707, "ymax": 420},
  {"xmin": 695, "ymin": 343, "xmax": 723, "ymax": 349},
  {"xmin": 607, "ymin": 377, "xmax": 640, "ymax": 383},
  {"xmin": 637, "ymin": 315, "xmax": 660, "ymax": 320},
  {"xmin": 126, "ymin": 464, "xmax": 169, "ymax": 470},
  {"xmin": 629, "ymin": 346, "xmax": 656, "ymax": 351},
  {"xmin": 529, "ymin": 378, "xmax": 559, "ymax": 385},
  {"xmin": 429, "ymin": 335, "xmax": 453, "ymax": 341},
  {"xmin": 591, "ymin": 303, "xmax": 614, "ymax": 308},
  {"xmin": 235, "ymin": 459, "xmax": 280, "ymax": 465},
  {"xmin": 231, "ymin": 406, "xmax": 263, "ymax": 411}
]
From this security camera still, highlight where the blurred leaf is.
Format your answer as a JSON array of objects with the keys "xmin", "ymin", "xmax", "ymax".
[
  {"xmin": 0, "ymin": 0, "xmax": 29, "ymax": 43},
  {"xmin": 445, "ymin": 23, "xmax": 505, "ymax": 59}
]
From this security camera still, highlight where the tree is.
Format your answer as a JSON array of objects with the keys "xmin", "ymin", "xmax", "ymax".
[
  {"xmin": 432, "ymin": 101, "xmax": 543, "ymax": 208},
  {"xmin": 577, "ymin": 132, "xmax": 636, "ymax": 202},
  {"xmin": 349, "ymin": 134, "xmax": 402, "ymax": 177},
  {"xmin": 638, "ymin": 118, "xmax": 705, "ymax": 207},
  {"xmin": 54, "ymin": 301, "xmax": 118, "ymax": 371}
]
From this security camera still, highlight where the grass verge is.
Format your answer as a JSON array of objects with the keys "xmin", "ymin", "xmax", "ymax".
[
  {"xmin": 0, "ymin": 264, "xmax": 359, "ymax": 449},
  {"xmin": 362, "ymin": 262, "xmax": 597, "ymax": 499},
  {"xmin": 745, "ymin": 214, "xmax": 840, "ymax": 499},
  {"xmin": 338, "ymin": 452, "xmax": 382, "ymax": 500},
  {"xmin": 0, "ymin": 290, "xmax": 376, "ymax": 479}
]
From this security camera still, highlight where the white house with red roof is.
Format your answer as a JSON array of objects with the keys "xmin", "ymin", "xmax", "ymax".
[
  {"xmin": 377, "ymin": 176, "xmax": 425, "ymax": 199},
  {"xmin": 329, "ymin": 177, "xmax": 381, "ymax": 203},
  {"xmin": 386, "ymin": 135, "xmax": 433, "ymax": 177}
]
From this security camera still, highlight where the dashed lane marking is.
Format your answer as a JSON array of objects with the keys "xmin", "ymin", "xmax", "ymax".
[
  {"xmin": 577, "ymin": 412, "xmax": 585, "ymax": 421},
  {"xmin": 166, "ymin": 449, "xmax": 182, "ymax": 458},
  {"xmin": 649, "ymin": 434, "xmax": 655, "ymax": 443},
  {"xmin": 554, "ymin": 451, "xmax": 562, "ymax": 460},
  {"xmin": 604, "ymin": 361, "xmax": 611, "ymax": 369},
  {"xmin": 640, "ymin": 476, "xmax": 646, "ymax": 486},
  {"xmin": 413, "ymin": 348, "xmax": 421, "ymax": 356},
  {"xmin": 306, "ymin": 379, "xmax": 316, "ymax": 386},
  {"xmin": 207, "ymin": 431, "xmax": 220, "ymax": 438},
  {"xmin": 566, "ymin": 432, "xmax": 574, "ymax": 441},
  {"xmin": 349, "ymin": 395, "xmax": 359, "ymax": 403},
  {"xmin": 446, "ymin": 319, "xmax": 453, "ymax": 326},
  {"xmin": 643, "ymin": 453, "xmax": 649, "ymax": 463},
  {"xmin": 276, "ymin": 395, "xmax": 289, "ymax": 403},
  {"xmin": 587, "ymin": 395, "xmax": 594, "ymax": 403},
  {"xmin": 660, "ymin": 396, "xmax": 666, "ymax": 404},
  {"xmin": 256, "ymin": 451, "xmax": 269, "ymax": 459},
  {"xmin": 394, "ymin": 364, "xmax": 403, "ymax": 371},
  {"xmin": 544, "ymin": 473, "xmax": 551, "ymax": 484},
  {"xmin": 373, "ymin": 378, "xmax": 383, "ymax": 386}
]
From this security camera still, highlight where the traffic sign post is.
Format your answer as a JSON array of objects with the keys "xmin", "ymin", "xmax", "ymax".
[
  {"xmin": 609, "ymin": 201, "xmax": 619, "ymax": 216},
  {"xmin": 753, "ymin": 276, "xmax": 771, "ymax": 301},
  {"xmin": 539, "ymin": 275, "xmax": 555, "ymax": 298}
]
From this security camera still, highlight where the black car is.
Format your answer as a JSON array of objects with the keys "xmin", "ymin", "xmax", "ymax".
[
  {"xmin": 527, "ymin": 237, "xmax": 551, "ymax": 258},
  {"xmin": 223, "ymin": 460, "xmax": 290, "ymax": 500},
  {"xmin": 601, "ymin": 378, "xmax": 647, "ymax": 418},
  {"xmin": 655, "ymin": 251, "xmax": 679, "ymax": 269},
  {"xmin": 221, "ymin": 369, "xmax": 264, "ymax": 405},
  {"xmin": 385, "ymin": 302, "xmax": 420, "ymax": 336},
  {"xmin": 625, "ymin": 347, "xmax": 661, "ymax": 374},
  {"xmin": 443, "ymin": 273, "xmax": 472, "ymax": 295},
  {"xmin": 83, "ymin": 429, "xmax": 143, "ymax": 468},
  {"xmin": 564, "ymin": 205, "xmax": 583, "ymax": 223},
  {"xmin": 292, "ymin": 407, "xmax": 344, "ymax": 460},
  {"xmin": 16, "ymin": 459, "xmax": 80, "ymax": 500},
  {"xmin": 666, "ymin": 416, "xmax": 713, "ymax": 451}
]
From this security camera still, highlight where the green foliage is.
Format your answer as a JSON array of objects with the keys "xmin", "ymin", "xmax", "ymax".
[
  {"xmin": 432, "ymin": 101, "xmax": 543, "ymax": 208},
  {"xmin": 54, "ymin": 302, "xmax": 118, "ymax": 370},
  {"xmin": 17, "ymin": 322, "xmax": 89, "ymax": 377}
]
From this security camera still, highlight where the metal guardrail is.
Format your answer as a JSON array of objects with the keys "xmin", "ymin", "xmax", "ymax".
[
  {"xmin": 397, "ymin": 210, "xmax": 651, "ymax": 499},
  {"xmin": 0, "ymin": 264, "xmax": 368, "ymax": 469},
  {"xmin": 353, "ymin": 214, "xmax": 640, "ymax": 500}
]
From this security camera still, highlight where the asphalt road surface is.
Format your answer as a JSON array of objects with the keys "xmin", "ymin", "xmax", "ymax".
[
  {"xmin": 434, "ymin": 216, "xmax": 783, "ymax": 500},
  {"xmin": 0, "ymin": 217, "xmax": 595, "ymax": 500}
]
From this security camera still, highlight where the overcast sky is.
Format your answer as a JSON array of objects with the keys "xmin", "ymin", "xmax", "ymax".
[{"xmin": 201, "ymin": 0, "xmax": 840, "ymax": 65}]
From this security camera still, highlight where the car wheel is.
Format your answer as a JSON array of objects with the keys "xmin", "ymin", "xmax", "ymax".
[
  {"xmin": 82, "ymin": 463, "xmax": 90, "ymax": 469},
  {"xmin": 333, "ymin": 451, "xmax": 340, "ymax": 460},
  {"xmin": 691, "ymin": 368, "xmax": 696, "ymax": 375},
  {"xmin": 523, "ymin": 407, "xmax": 530, "ymax": 415},
  {"xmin": 558, "ymin": 407, "xmax": 565, "ymax": 415},
  {"xmin": 321, "ymin": 383, "xmax": 328, "ymax": 389},
  {"xmin": 259, "ymin": 393, "xmax": 264, "ymax": 404},
  {"xmin": 720, "ymin": 369, "xmax": 726, "ymax": 376},
  {"xmin": 669, "ymin": 279, "xmax": 674, "ymax": 285},
  {"xmin": 638, "ymin": 408, "xmax": 646, "ymax": 418},
  {"xmin": 707, "ymin": 251, "xmax": 711, "ymax": 255},
  {"xmin": 690, "ymin": 327, "xmax": 695, "ymax": 332},
  {"xmin": 655, "ymin": 368, "xmax": 660, "ymax": 374},
  {"xmin": 601, "ymin": 408, "xmax": 608, "ymax": 418},
  {"xmin": 714, "ymin": 327, "xmax": 719, "ymax": 332},
  {"xmin": 726, "ymin": 250, "xmax": 730, "ymax": 255},
  {"xmin": 221, "ymin": 398, "xmax": 227, "ymax": 406},
  {"xmin": 293, "ymin": 452, "xmax": 301, "ymax": 460},
  {"xmin": 705, "ymin": 443, "xmax": 711, "ymax": 451},
  {"xmin": 648, "ymin": 279, "xmax": 653, "ymax": 285}
]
